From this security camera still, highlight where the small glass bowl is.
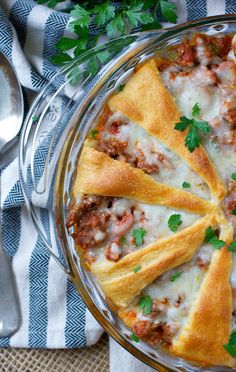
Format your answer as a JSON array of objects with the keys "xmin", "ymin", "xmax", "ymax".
[{"xmin": 19, "ymin": 15, "xmax": 236, "ymax": 372}]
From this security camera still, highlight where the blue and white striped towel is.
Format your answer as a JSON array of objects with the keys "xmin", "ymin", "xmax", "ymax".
[{"xmin": 0, "ymin": 0, "xmax": 236, "ymax": 370}]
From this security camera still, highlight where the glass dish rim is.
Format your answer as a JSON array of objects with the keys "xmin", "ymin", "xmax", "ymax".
[{"xmin": 19, "ymin": 14, "xmax": 236, "ymax": 372}]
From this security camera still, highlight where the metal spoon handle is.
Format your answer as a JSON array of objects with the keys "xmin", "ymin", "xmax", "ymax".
[
  {"xmin": 0, "ymin": 248, "xmax": 21, "ymax": 337},
  {"xmin": 0, "ymin": 173, "xmax": 21, "ymax": 337}
]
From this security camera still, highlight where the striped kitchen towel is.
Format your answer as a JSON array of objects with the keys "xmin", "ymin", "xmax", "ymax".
[{"xmin": 0, "ymin": 0, "xmax": 236, "ymax": 358}]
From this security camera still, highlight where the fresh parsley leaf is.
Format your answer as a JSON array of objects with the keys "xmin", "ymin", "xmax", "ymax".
[
  {"xmin": 88, "ymin": 57, "xmax": 99, "ymax": 76},
  {"xmin": 228, "ymin": 241, "xmax": 236, "ymax": 252},
  {"xmin": 106, "ymin": 13, "xmax": 125, "ymax": 36},
  {"xmin": 132, "ymin": 228, "xmax": 146, "ymax": 247},
  {"xmin": 194, "ymin": 119, "xmax": 211, "ymax": 133},
  {"xmin": 70, "ymin": 4, "xmax": 90, "ymax": 30},
  {"xmin": 93, "ymin": 3, "xmax": 115, "ymax": 26},
  {"xmin": 170, "ymin": 270, "xmax": 183, "ymax": 282},
  {"xmin": 205, "ymin": 227, "xmax": 225, "ymax": 249},
  {"xmin": 175, "ymin": 105, "xmax": 211, "ymax": 152},
  {"xmin": 175, "ymin": 116, "xmax": 192, "ymax": 131},
  {"xmin": 142, "ymin": 21, "xmax": 162, "ymax": 31},
  {"xmin": 185, "ymin": 125, "xmax": 201, "ymax": 153},
  {"xmin": 192, "ymin": 103, "xmax": 201, "ymax": 116},
  {"xmin": 131, "ymin": 332, "xmax": 139, "ymax": 343},
  {"xmin": 138, "ymin": 295, "xmax": 153, "ymax": 315},
  {"xmin": 182, "ymin": 181, "xmax": 191, "ymax": 189},
  {"xmin": 126, "ymin": 4, "xmax": 154, "ymax": 28},
  {"xmin": 168, "ymin": 214, "xmax": 182, "ymax": 232},
  {"xmin": 90, "ymin": 129, "xmax": 98, "ymax": 139},
  {"xmin": 232, "ymin": 206, "xmax": 236, "ymax": 215},
  {"xmin": 37, "ymin": 0, "xmax": 64, "ymax": 8},
  {"xmin": 133, "ymin": 265, "xmax": 141, "ymax": 273},
  {"xmin": 55, "ymin": 37, "xmax": 83, "ymax": 52},
  {"xmin": 50, "ymin": 53, "xmax": 72, "ymax": 65},
  {"xmin": 232, "ymin": 173, "xmax": 236, "ymax": 181},
  {"xmin": 117, "ymin": 84, "xmax": 126, "ymax": 91},
  {"xmin": 160, "ymin": 0, "xmax": 177, "ymax": 23},
  {"xmin": 120, "ymin": 236, "xmax": 126, "ymax": 245},
  {"xmin": 224, "ymin": 332, "xmax": 236, "ymax": 356},
  {"xmin": 32, "ymin": 115, "xmax": 38, "ymax": 122}
]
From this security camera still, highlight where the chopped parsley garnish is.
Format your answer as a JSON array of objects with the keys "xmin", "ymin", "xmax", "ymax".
[
  {"xmin": 117, "ymin": 84, "xmax": 125, "ymax": 91},
  {"xmin": 132, "ymin": 228, "xmax": 146, "ymax": 247},
  {"xmin": 228, "ymin": 241, "xmax": 236, "ymax": 252},
  {"xmin": 130, "ymin": 332, "xmax": 139, "ymax": 343},
  {"xmin": 182, "ymin": 181, "xmax": 191, "ymax": 189},
  {"xmin": 232, "ymin": 206, "xmax": 236, "ymax": 215},
  {"xmin": 224, "ymin": 332, "xmax": 236, "ymax": 357},
  {"xmin": 232, "ymin": 173, "xmax": 236, "ymax": 181},
  {"xmin": 120, "ymin": 236, "xmax": 126, "ymax": 245},
  {"xmin": 133, "ymin": 265, "xmax": 141, "ymax": 273},
  {"xmin": 175, "ymin": 104, "xmax": 211, "ymax": 153},
  {"xmin": 90, "ymin": 129, "xmax": 98, "ymax": 139},
  {"xmin": 138, "ymin": 295, "xmax": 153, "ymax": 315},
  {"xmin": 192, "ymin": 102, "xmax": 201, "ymax": 116},
  {"xmin": 32, "ymin": 115, "xmax": 38, "ymax": 122},
  {"xmin": 205, "ymin": 227, "xmax": 225, "ymax": 250},
  {"xmin": 170, "ymin": 270, "xmax": 183, "ymax": 282},
  {"xmin": 168, "ymin": 214, "xmax": 182, "ymax": 232}
]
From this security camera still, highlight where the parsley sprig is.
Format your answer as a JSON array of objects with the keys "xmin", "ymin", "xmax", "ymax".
[
  {"xmin": 168, "ymin": 214, "xmax": 182, "ymax": 232},
  {"xmin": 132, "ymin": 228, "xmax": 146, "ymax": 247},
  {"xmin": 170, "ymin": 270, "xmax": 183, "ymax": 282},
  {"xmin": 175, "ymin": 103, "xmax": 211, "ymax": 153},
  {"xmin": 224, "ymin": 332, "xmax": 236, "ymax": 357},
  {"xmin": 138, "ymin": 295, "xmax": 153, "ymax": 315},
  {"xmin": 205, "ymin": 227, "xmax": 225, "ymax": 250},
  {"xmin": 38, "ymin": 0, "xmax": 177, "ymax": 77}
]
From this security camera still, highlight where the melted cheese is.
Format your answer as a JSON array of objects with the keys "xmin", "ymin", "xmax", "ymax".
[
  {"xmin": 138, "ymin": 244, "xmax": 214, "ymax": 339},
  {"xmin": 104, "ymin": 113, "xmax": 210, "ymax": 200}
]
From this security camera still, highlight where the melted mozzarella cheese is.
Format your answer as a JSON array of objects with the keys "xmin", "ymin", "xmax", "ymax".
[
  {"xmin": 139, "ymin": 244, "xmax": 214, "ymax": 339},
  {"xmin": 106, "ymin": 113, "xmax": 210, "ymax": 200}
]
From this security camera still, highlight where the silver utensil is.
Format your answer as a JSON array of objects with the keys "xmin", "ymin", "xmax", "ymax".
[{"xmin": 0, "ymin": 51, "xmax": 23, "ymax": 337}]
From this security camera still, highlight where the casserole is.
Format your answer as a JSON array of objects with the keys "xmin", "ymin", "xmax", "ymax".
[{"xmin": 19, "ymin": 15, "xmax": 236, "ymax": 371}]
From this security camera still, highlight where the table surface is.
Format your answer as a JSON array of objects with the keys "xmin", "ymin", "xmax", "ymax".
[{"xmin": 0, "ymin": 334, "xmax": 108, "ymax": 371}]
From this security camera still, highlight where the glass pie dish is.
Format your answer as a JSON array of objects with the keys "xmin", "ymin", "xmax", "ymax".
[{"xmin": 19, "ymin": 15, "xmax": 236, "ymax": 371}]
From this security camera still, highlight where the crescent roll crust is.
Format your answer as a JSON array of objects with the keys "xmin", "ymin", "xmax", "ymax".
[
  {"xmin": 92, "ymin": 215, "xmax": 215, "ymax": 308},
  {"xmin": 172, "ymin": 246, "xmax": 233, "ymax": 366},
  {"xmin": 73, "ymin": 145, "xmax": 212, "ymax": 215},
  {"xmin": 108, "ymin": 59, "xmax": 226, "ymax": 200}
]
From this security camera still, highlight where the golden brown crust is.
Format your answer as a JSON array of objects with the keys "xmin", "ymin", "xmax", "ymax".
[
  {"xmin": 73, "ymin": 144, "xmax": 212, "ymax": 215},
  {"xmin": 92, "ymin": 215, "xmax": 216, "ymax": 307},
  {"xmin": 108, "ymin": 59, "xmax": 226, "ymax": 200},
  {"xmin": 172, "ymin": 227, "xmax": 234, "ymax": 367}
]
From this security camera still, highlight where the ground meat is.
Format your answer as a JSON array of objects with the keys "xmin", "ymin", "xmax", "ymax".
[
  {"xmin": 176, "ymin": 38, "xmax": 195, "ymax": 66},
  {"xmin": 72, "ymin": 211, "xmax": 109, "ymax": 249},
  {"xmin": 109, "ymin": 120, "xmax": 122, "ymax": 135},
  {"xmin": 104, "ymin": 238, "xmax": 122, "ymax": 262},
  {"xmin": 67, "ymin": 195, "xmax": 111, "ymax": 249},
  {"xmin": 110, "ymin": 213, "xmax": 134, "ymax": 237},
  {"xmin": 135, "ymin": 148, "xmax": 159, "ymax": 174},
  {"xmin": 66, "ymin": 195, "xmax": 105, "ymax": 228},
  {"xmin": 96, "ymin": 137, "xmax": 128, "ymax": 159},
  {"xmin": 213, "ymin": 34, "xmax": 232, "ymax": 58},
  {"xmin": 150, "ymin": 298, "xmax": 169, "ymax": 318},
  {"xmin": 132, "ymin": 319, "xmax": 179, "ymax": 346},
  {"xmin": 196, "ymin": 255, "xmax": 209, "ymax": 270},
  {"xmin": 174, "ymin": 294, "xmax": 185, "ymax": 308}
]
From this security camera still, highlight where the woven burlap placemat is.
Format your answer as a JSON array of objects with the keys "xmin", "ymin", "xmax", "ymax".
[{"xmin": 0, "ymin": 334, "xmax": 108, "ymax": 371}]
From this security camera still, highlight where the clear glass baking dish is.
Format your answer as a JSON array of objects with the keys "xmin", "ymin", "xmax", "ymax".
[{"xmin": 19, "ymin": 15, "xmax": 236, "ymax": 371}]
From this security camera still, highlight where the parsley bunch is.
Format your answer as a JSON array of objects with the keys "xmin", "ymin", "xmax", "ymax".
[
  {"xmin": 175, "ymin": 103, "xmax": 211, "ymax": 153},
  {"xmin": 37, "ymin": 0, "xmax": 177, "ymax": 71}
]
